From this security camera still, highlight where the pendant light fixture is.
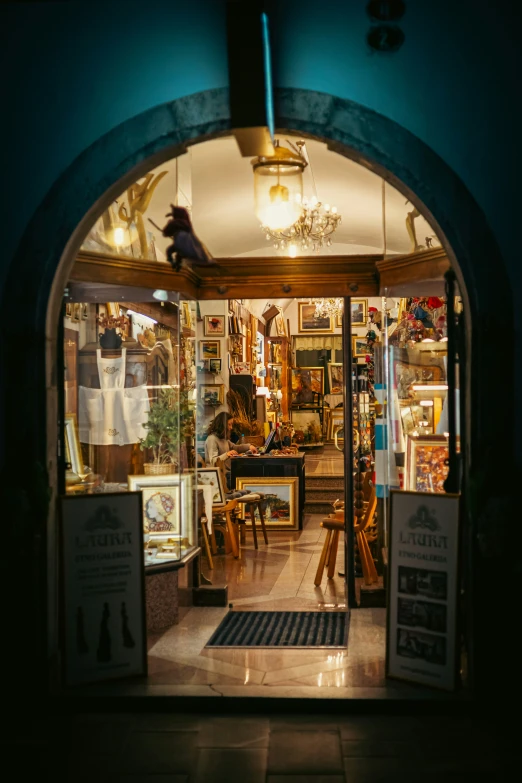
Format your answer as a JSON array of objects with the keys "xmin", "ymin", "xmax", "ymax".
[{"xmin": 251, "ymin": 139, "xmax": 307, "ymax": 230}]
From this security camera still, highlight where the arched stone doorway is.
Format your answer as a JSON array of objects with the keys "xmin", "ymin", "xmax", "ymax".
[{"xmin": 1, "ymin": 87, "xmax": 513, "ymax": 702}]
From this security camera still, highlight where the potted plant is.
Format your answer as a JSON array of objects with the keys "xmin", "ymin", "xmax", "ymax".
[{"xmin": 139, "ymin": 388, "xmax": 180, "ymax": 474}]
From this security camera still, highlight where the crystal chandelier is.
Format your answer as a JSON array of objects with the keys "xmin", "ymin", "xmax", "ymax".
[
  {"xmin": 263, "ymin": 196, "xmax": 341, "ymax": 254},
  {"xmin": 311, "ymin": 297, "xmax": 344, "ymax": 320}
]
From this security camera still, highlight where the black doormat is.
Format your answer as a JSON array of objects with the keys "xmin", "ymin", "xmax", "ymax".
[{"xmin": 206, "ymin": 611, "xmax": 349, "ymax": 648}]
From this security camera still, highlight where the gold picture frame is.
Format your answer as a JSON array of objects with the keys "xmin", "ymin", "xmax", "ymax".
[
  {"xmin": 236, "ymin": 476, "xmax": 299, "ymax": 530},
  {"xmin": 182, "ymin": 301, "xmax": 193, "ymax": 329},
  {"xmin": 405, "ymin": 434, "xmax": 449, "ymax": 493},
  {"xmin": 297, "ymin": 302, "xmax": 333, "ymax": 334},
  {"xmin": 352, "ymin": 336, "xmax": 367, "ymax": 358},
  {"xmin": 199, "ymin": 340, "xmax": 221, "ymax": 360},
  {"xmin": 204, "ymin": 315, "xmax": 225, "ymax": 336},
  {"xmin": 128, "ymin": 473, "xmax": 182, "ymax": 537},
  {"xmin": 350, "ymin": 299, "xmax": 368, "ymax": 326}
]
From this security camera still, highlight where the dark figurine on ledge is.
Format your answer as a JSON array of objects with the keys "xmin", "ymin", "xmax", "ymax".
[{"xmin": 150, "ymin": 205, "xmax": 215, "ymax": 272}]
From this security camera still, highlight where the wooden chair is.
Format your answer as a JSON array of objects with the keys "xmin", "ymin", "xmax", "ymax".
[{"xmin": 314, "ymin": 486, "xmax": 378, "ymax": 586}]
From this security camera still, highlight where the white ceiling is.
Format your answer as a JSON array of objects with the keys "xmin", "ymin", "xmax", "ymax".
[{"xmin": 112, "ymin": 134, "xmax": 441, "ymax": 262}]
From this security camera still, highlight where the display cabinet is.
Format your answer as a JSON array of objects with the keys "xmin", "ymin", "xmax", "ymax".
[{"xmin": 63, "ymin": 290, "xmax": 199, "ymax": 571}]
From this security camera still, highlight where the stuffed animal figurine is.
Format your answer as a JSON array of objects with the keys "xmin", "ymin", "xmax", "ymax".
[{"xmin": 149, "ymin": 205, "xmax": 215, "ymax": 272}]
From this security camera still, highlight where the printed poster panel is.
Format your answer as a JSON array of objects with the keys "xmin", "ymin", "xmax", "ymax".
[
  {"xmin": 60, "ymin": 492, "xmax": 147, "ymax": 686},
  {"xmin": 386, "ymin": 490, "xmax": 460, "ymax": 691}
]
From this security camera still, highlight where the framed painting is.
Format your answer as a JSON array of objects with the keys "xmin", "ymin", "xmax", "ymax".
[
  {"xmin": 352, "ymin": 336, "xmax": 367, "ymax": 358},
  {"xmin": 209, "ymin": 358, "xmax": 222, "ymax": 373},
  {"xmin": 350, "ymin": 299, "xmax": 367, "ymax": 326},
  {"xmin": 327, "ymin": 362, "xmax": 344, "ymax": 394},
  {"xmin": 297, "ymin": 302, "xmax": 333, "ymax": 334},
  {"xmin": 393, "ymin": 360, "xmax": 444, "ymax": 399},
  {"xmin": 200, "ymin": 383, "xmax": 225, "ymax": 405},
  {"xmin": 290, "ymin": 366, "xmax": 324, "ymax": 403},
  {"xmin": 204, "ymin": 315, "xmax": 225, "ymax": 336},
  {"xmin": 128, "ymin": 473, "xmax": 182, "ymax": 536},
  {"xmin": 199, "ymin": 340, "xmax": 220, "ymax": 360},
  {"xmin": 231, "ymin": 361, "xmax": 251, "ymax": 375},
  {"xmin": 236, "ymin": 477, "xmax": 299, "ymax": 530},
  {"xmin": 335, "ymin": 309, "xmax": 343, "ymax": 328},
  {"xmin": 197, "ymin": 466, "xmax": 226, "ymax": 506},
  {"xmin": 405, "ymin": 434, "xmax": 449, "ymax": 493}
]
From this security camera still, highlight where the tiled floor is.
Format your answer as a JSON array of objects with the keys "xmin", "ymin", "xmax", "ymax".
[
  {"xmin": 14, "ymin": 709, "xmax": 515, "ymax": 780},
  {"xmin": 36, "ymin": 449, "xmax": 509, "ymax": 778}
]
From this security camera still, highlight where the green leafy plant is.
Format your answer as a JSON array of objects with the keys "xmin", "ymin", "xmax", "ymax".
[{"xmin": 139, "ymin": 388, "xmax": 180, "ymax": 465}]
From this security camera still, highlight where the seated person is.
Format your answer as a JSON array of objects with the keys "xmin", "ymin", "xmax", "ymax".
[{"xmin": 204, "ymin": 411, "xmax": 257, "ymax": 490}]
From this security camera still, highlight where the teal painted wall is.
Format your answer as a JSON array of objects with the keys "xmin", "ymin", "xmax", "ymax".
[{"xmin": 1, "ymin": 0, "xmax": 519, "ymax": 286}]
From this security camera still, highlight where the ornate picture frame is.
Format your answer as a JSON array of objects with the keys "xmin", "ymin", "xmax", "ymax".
[
  {"xmin": 352, "ymin": 336, "xmax": 367, "ymax": 358},
  {"xmin": 204, "ymin": 315, "xmax": 225, "ymax": 336},
  {"xmin": 236, "ymin": 476, "xmax": 299, "ymax": 530},
  {"xmin": 405, "ymin": 434, "xmax": 449, "ymax": 493},
  {"xmin": 199, "ymin": 340, "xmax": 220, "ymax": 360},
  {"xmin": 297, "ymin": 302, "xmax": 333, "ymax": 334},
  {"xmin": 350, "ymin": 299, "xmax": 368, "ymax": 325}
]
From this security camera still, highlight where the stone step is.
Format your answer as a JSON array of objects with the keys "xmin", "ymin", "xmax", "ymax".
[
  {"xmin": 304, "ymin": 500, "xmax": 339, "ymax": 514},
  {"xmin": 305, "ymin": 476, "xmax": 345, "ymax": 488},
  {"xmin": 305, "ymin": 488, "xmax": 345, "ymax": 502}
]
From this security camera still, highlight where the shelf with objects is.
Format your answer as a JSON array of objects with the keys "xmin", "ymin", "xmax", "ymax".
[
  {"xmin": 264, "ymin": 332, "xmax": 290, "ymax": 424},
  {"xmin": 63, "ymin": 284, "xmax": 200, "ymax": 578},
  {"xmin": 384, "ymin": 295, "xmax": 452, "ymax": 494}
]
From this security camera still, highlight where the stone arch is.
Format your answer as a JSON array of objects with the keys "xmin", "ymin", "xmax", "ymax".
[{"xmin": 2, "ymin": 87, "xmax": 512, "ymax": 699}]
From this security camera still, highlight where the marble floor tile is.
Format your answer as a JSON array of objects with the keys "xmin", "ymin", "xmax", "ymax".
[
  {"xmin": 196, "ymin": 716, "xmax": 269, "ymax": 748},
  {"xmin": 120, "ymin": 731, "xmax": 198, "ymax": 775},
  {"xmin": 267, "ymin": 730, "xmax": 343, "ymax": 774},
  {"xmin": 193, "ymin": 748, "xmax": 268, "ymax": 783}
]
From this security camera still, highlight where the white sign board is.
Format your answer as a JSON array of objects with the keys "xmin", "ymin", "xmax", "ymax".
[
  {"xmin": 61, "ymin": 492, "xmax": 147, "ymax": 686},
  {"xmin": 386, "ymin": 490, "xmax": 460, "ymax": 691}
]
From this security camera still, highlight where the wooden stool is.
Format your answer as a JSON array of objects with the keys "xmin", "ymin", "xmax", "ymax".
[
  {"xmin": 209, "ymin": 498, "xmax": 240, "ymax": 559},
  {"xmin": 234, "ymin": 493, "xmax": 269, "ymax": 550},
  {"xmin": 314, "ymin": 516, "xmax": 344, "ymax": 585},
  {"xmin": 314, "ymin": 487, "xmax": 378, "ymax": 586}
]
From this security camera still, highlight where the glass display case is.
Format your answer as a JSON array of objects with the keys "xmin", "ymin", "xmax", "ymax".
[{"xmin": 62, "ymin": 286, "xmax": 198, "ymax": 567}]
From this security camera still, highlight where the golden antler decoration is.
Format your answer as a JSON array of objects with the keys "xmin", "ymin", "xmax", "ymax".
[{"xmin": 118, "ymin": 171, "xmax": 168, "ymax": 257}]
